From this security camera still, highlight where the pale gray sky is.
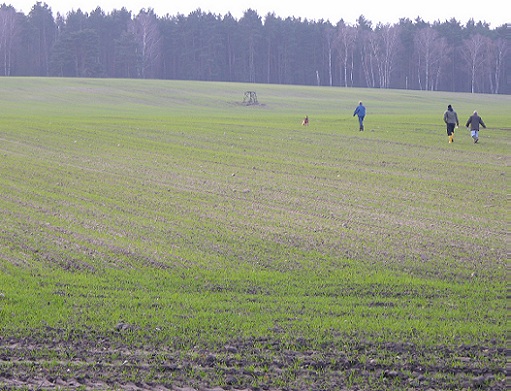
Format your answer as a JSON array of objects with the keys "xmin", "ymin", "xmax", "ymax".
[{"xmin": 8, "ymin": 0, "xmax": 509, "ymax": 27}]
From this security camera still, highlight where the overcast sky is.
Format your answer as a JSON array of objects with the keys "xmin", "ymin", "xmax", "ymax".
[{"xmin": 7, "ymin": 0, "xmax": 509, "ymax": 27}]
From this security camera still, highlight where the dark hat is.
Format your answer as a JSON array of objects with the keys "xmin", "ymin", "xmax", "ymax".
[{"xmin": 448, "ymin": 104, "xmax": 452, "ymax": 109}]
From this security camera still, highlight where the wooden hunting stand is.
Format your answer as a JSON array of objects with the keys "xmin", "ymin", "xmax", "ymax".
[{"xmin": 243, "ymin": 91, "xmax": 258, "ymax": 105}]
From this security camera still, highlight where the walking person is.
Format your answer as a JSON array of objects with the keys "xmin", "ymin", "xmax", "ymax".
[
  {"xmin": 466, "ymin": 110, "xmax": 486, "ymax": 143},
  {"xmin": 353, "ymin": 101, "xmax": 366, "ymax": 131},
  {"xmin": 443, "ymin": 104, "xmax": 459, "ymax": 143}
]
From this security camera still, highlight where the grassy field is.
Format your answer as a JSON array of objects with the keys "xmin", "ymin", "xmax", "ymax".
[{"xmin": 0, "ymin": 78, "xmax": 508, "ymax": 390}]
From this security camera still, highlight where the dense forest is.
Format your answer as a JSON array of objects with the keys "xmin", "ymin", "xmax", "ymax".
[{"xmin": 0, "ymin": 2, "xmax": 510, "ymax": 93}]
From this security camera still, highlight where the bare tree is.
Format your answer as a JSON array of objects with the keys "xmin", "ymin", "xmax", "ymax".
[
  {"xmin": 0, "ymin": 6, "xmax": 21, "ymax": 76},
  {"xmin": 131, "ymin": 9, "xmax": 162, "ymax": 78},
  {"xmin": 415, "ymin": 27, "xmax": 434, "ymax": 90},
  {"xmin": 369, "ymin": 31, "xmax": 384, "ymax": 87},
  {"xmin": 461, "ymin": 34, "xmax": 488, "ymax": 93},
  {"xmin": 356, "ymin": 29, "xmax": 375, "ymax": 88},
  {"xmin": 432, "ymin": 37, "xmax": 450, "ymax": 91},
  {"xmin": 324, "ymin": 25, "xmax": 336, "ymax": 86},
  {"xmin": 488, "ymin": 38, "xmax": 508, "ymax": 94},
  {"xmin": 335, "ymin": 23, "xmax": 357, "ymax": 87},
  {"xmin": 414, "ymin": 27, "xmax": 450, "ymax": 91},
  {"xmin": 370, "ymin": 23, "xmax": 400, "ymax": 88}
]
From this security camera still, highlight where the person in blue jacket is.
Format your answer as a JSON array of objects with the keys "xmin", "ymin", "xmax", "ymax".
[{"xmin": 353, "ymin": 101, "xmax": 366, "ymax": 131}]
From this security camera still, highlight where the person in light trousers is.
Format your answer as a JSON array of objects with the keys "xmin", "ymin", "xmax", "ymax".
[{"xmin": 465, "ymin": 110, "xmax": 486, "ymax": 143}]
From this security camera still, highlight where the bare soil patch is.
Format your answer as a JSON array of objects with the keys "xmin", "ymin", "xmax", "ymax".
[{"xmin": 0, "ymin": 333, "xmax": 505, "ymax": 390}]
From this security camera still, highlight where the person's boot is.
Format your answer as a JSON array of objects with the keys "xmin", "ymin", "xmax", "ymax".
[{"xmin": 449, "ymin": 135, "xmax": 453, "ymax": 143}]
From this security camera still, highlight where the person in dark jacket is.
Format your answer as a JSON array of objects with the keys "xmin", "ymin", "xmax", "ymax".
[
  {"xmin": 466, "ymin": 110, "xmax": 486, "ymax": 143},
  {"xmin": 353, "ymin": 101, "xmax": 366, "ymax": 131},
  {"xmin": 443, "ymin": 104, "xmax": 459, "ymax": 143}
]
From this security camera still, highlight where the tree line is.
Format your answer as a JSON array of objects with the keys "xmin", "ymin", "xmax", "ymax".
[{"xmin": 1, "ymin": 2, "xmax": 510, "ymax": 93}]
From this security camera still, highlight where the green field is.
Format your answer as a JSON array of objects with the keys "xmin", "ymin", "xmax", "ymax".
[{"xmin": 0, "ymin": 78, "xmax": 508, "ymax": 390}]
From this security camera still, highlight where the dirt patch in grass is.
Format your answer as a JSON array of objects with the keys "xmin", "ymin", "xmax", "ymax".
[{"xmin": 0, "ymin": 332, "xmax": 505, "ymax": 391}]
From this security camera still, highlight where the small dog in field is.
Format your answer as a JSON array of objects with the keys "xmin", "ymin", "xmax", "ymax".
[{"xmin": 302, "ymin": 115, "xmax": 309, "ymax": 126}]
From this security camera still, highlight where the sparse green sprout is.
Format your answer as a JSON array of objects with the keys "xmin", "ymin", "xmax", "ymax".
[{"xmin": 0, "ymin": 78, "xmax": 506, "ymax": 390}]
